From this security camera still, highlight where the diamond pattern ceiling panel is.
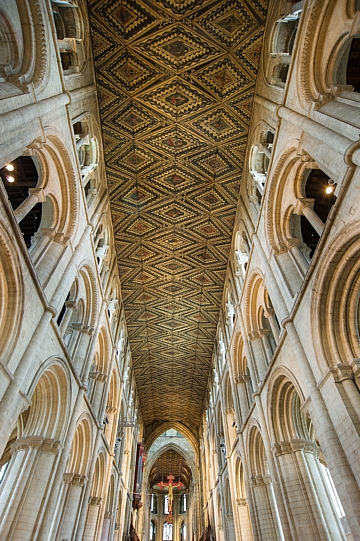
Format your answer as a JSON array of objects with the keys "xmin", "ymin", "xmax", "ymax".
[{"xmin": 88, "ymin": 0, "xmax": 268, "ymax": 434}]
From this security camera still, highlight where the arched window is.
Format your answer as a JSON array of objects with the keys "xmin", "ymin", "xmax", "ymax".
[
  {"xmin": 0, "ymin": 158, "xmax": 42, "ymax": 249},
  {"xmin": 247, "ymin": 278, "xmax": 280, "ymax": 381},
  {"xmin": 150, "ymin": 493, "xmax": 158, "ymax": 514},
  {"xmin": 163, "ymin": 522, "xmax": 173, "ymax": 541},
  {"xmin": 334, "ymin": 36, "xmax": 360, "ymax": 93},
  {"xmin": 269, "ymin": 10, "xmax": 301, "ymax": 87},
  {"xmin": 294, "ymin": 168, "xmax": 336, "ymax": 260},
  {"xmin": 164, "ymin": 495, "xmax": 169, "ymax": 515},
  {"xmin": 94, "ymin": 223, "xmax": 110, "ymax": 277},
  {"xmin": 72, "ymin": 117, "xmax": 100, "ymax": 206},
  {"xmin": 150, "ymin": 520, "xmax": 156, "ymax": 541},
  {"xmin": 52, "ymin": 0, "xmax": 85, "ymax": 75},
  {"xmin": 180, "ymin": 521, "xmax": 186, "ymax": 541},
  {"xmin": 250, "ymin": 145, "xmax": 268, "ymax": 204},
  {"xmin": 180, "ymin": 493, "xmax": 187, "ymax": 514}
]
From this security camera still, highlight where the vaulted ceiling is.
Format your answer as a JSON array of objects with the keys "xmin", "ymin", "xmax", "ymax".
[
  {"xmin": 149, "ymin": 448, "xmax": 191, "ymax": 488},
  {"xmin": 88, "ymin": 0, "xmax": 268, "ymax": 435}
]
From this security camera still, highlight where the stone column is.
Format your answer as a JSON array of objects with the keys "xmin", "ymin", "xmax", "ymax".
[
  {"xmin": 250, "ymin": 475, "xmax": 281, "ymax": 541},
  {"xmin": 0, "ymin": 308, "xmax": 54, "ymax": 455},
  {"xmin": 14, "ymin": 187, "xmax": 45, "ymax": 223},
  {"xmin": 287, "ymin": 240, "xmax": 311, "ymax": 276},
  {"xmin": 294, "ymin": 198, "xmax": 325, "ymax": 236},
  {"xmin": 237, "ymin": 433, "xmax": 260, "ymax": 541},
  {"xmin": 83, "ymin": 496, "xmax": 103, "ymax": 541},
  {"xmin": 251, "ymin": 230, "xmax": 360, "ymax": 534},
  {"xmin": 264, "ymin": 309, "xmax": 280, "ymax": 343},
  {"xmin": 336, "ymin": 362, "xmax": 360, "ymax": 418},
  {"xmin": 235, "ymin": 376, "xmax": 250, "ymax": 422},
  {"xmin": 254, "ymin": 394, "xmax": 290, "ymax": 540},
  {"xmin": 57, "ymin": 474, "xmax": 87, "ymax": 540},
  {"xmin": 236, "ymin": 498, "xmax": 254, "ymax": 541},
  {"xmin": 100, "ymin": 510, "xmax": 113, "ymax": 541},
  {"xmin": 248, "ymin": 332, "xmax": 267, "ymax": 382},
  {"xmin": 259, "ymin": 329, "xmax": 274, "ymax": 364},
  {"xmin": 275, "ymin": 439, "xmax": 346, "ymax": 540},
  {"xmin": 75, "ymin": 428, "xmax": 103, "ymax": 541},
  {"xmin": 76, "ymin": 134, "xmax": 90, "ymax": 150},
  {"xmin": 0, "ymin": 437, "xmax": 62, "ymax": 540},
  {"xmin": 59, "ymin": 300, "xmax": 77, "ymax": 335},
  {"xmin": 73, "ymin": 325, "xmax": 94, "ymax": 375}
]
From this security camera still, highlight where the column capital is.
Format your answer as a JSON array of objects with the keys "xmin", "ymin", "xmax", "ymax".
[
  {"xmin": 28, "ymin": 187, "xmax": 46, "ymax": 202},
  {"xmin": 11, "ymin": 436, "xmax": 44, "ymax": 454},
  {"xmin": 294, "ymin": 197, "xmax": 315, "ymax": 215},
  {"xmin": 42, "ymin": 438, "xmax": 63, "ymax": 454},
  {"xmin": 106, "ymin": 405, "xmax": 117, "ymax": 414},
  {"xmin": 336, "ymin": 363, "xmax": 355, "ymax": 382},
  {"xmin": 89, "ymin": 496, "xmax": 102, "ymax": 506},
  {"xmin": 63, "ymin": 473, "xmax": 74, "ymax": 485},
  {"xmin": 350, "ymin": 359, "xmax": 360, "ymax": 379},
  {"xmin": 248, "ymin": 330, "xmax": 260, "ymax": 341},
  {"xmin": 72, "ymin": 474, "xmax": 87, "ymax": 487},
  {"xmin": 273, "ymin": 440, "xmax": 292, "ymax": 455}
]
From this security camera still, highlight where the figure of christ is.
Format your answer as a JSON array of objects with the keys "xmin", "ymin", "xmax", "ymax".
[{"xmin": 157, "ymin": 473, "xmax": 185, "ymax": 515}]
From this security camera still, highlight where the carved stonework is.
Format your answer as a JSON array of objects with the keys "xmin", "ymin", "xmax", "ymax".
[
  {"xmin": 336, "ymin": 363, "xmax": 355, "ymax": 382},
  {"xmin": 11, "ymin": 436, "xmax": 44, "ymax": 454},
  {"xmin": 42, "ymin": 439, "xmax": 62, "ymax": 454},
  {"xmin": 89, "ymin": 496, "xmax": 102, "ymax": 506},
  {"xmin": 72, "ymin": 474, "xmax": 87, "ymax": 487}
]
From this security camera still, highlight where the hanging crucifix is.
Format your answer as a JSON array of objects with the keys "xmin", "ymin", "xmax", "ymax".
[{"xmin": 157, "ymin": 473, "xmax": 184, "ymax": 515}]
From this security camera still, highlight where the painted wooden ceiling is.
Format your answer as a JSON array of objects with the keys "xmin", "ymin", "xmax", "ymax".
[
  {"xmin": 88, "ymin": 0, "xmax": 268, "ymax": 434},
  {"xmin": 149, "ymin": 448, "xmax": 191, "ymax": 488}
]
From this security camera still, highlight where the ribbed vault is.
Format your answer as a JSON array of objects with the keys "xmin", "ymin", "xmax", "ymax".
[{"xmin": 88, "ymin": 0, "xmax": 268, "ymax": 432}]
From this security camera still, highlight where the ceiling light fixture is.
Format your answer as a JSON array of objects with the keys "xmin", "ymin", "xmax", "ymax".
[
  {"xmin": 5, "ymin": 163, "xmax": 14, "ymax": 171},
  {"xmin": 6, "ymin": 175, "xmax": 15, "ymax": 183},
  {"xmin": 326, "ymin": 178, "xmax": 335, "ymax": 194}
]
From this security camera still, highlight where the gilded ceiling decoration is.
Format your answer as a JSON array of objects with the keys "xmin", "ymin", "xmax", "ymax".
[{"xmin": 88, "ymin": 0, "xmax": 268, "ymax": 434}]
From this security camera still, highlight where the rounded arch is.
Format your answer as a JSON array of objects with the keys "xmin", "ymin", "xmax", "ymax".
[
  {"xmin": 243, "ymin": 270, "xmax": 265, "ymax": 333},
  {"xmin": 91, "ymin": 449, "xmax": 107, "ymax": 498},
  {"xmin": 296, "ymin": 0, "xmax": 360, "ymax": 106},
  {"xmin": 231, "ymin": 332, "xmax": 243, "ymax": 379},
  {"xmin": 40, "ymin": 131, "xmax": 79, "ymax": 239},
  {"xmin": 0, "ymin": 1, "xmax": 49, "ymax": 98},
  {"xmin": 222, "ymin": 372, "xmax": 234, "ymax": 413},
  {"xmin": 0, "ymin": 221, "xmax": 23, "ymax": 362},
  {"xmin": 25, "ymin": 359, "xmax": 71, "ymax": 442},
  {"xmin": 77, "ymin": 262, "xmax": 98, "ymax": 329},
  {"xmin": 67, "ymin": 413, "xmax": 93, "ymax": 476},
  {"xmin": 268, "ymin": 372, "xmax": 311, "ymax": 444},
  {"xmin": 264, "ymin": 146, "xmax": 299, "ymax": 251},
  {"xmin": 246, "ymin": 423, "xmax": 267, "ymax": 476},
  {"xmin": 312, "ymin": 220, "xmax": 360, "ymax": 369},
  {"xmin": 72, "ymin": 113, "xmax": 104, "ymax": 205},
  {"xmin": 52, "ymin": 0, "xmax": 90, "ymax": 77},
  {"xmin": 235, "ymin": 456, "xmax": 246, "ymax": 501}
]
